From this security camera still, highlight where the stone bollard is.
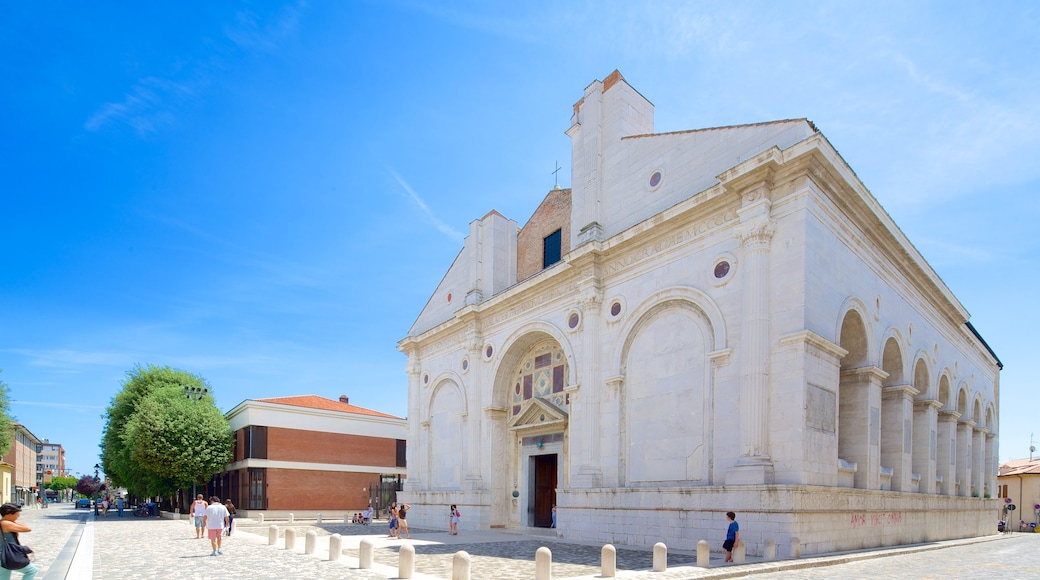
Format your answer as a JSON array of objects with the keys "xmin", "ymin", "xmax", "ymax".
[
  {"xmin": 344, "ymin": 513, "xmax": 349, "ymax": 524},
  {"xmin": 399, "ymin": 543, "xmax": 415, "ymax": 579},
  {"xmin": 765, "ymin": 539, "xmax": 776, "ymax": 561},
  {"xmin": 601, "ymin": 544, "xmax": 616, "ymax": 577},
  {"xmin": 268, "ymin": 525, "xmax": 279, "ymax": 545},
  {"xmin": 258, "ymin": 513, "xmax": 264, "ymax": 524},
  {"xmin": 305, "ymin": 530, "xmax": 317, "ymax": 555},
  {"xmin": 697, "ymin": 540, "xmax": 710, "ymax": 568},
  {"xmin": 288, "ymin": 513, "xmax": 295, "ymax": 524},
  {"xmin": 329, "ymin": 534, "xmax": 342, "ymax": 561},
  {"xmin": 359, "ymin": 538, "xmax": 374, "ymax": 569},
  {"xmin": 652, "ymin": 542, "xmax": 667, "ymax": 572},
  {"xmin": 734, "ymin": 539, "xmax": 746, "ymax": 564},
  {"xmin": 535, "ymin": 546, "xmax": 552, "ymax": 580},
  {"xmin": 452, "ymin": 550, "xmax": 471, "ymax": 580},
  {"xmin": 284, "ymin": 527, "xmax": 296, "ymax": 551},
  {"xmin": 317, "ymin": 513, "xmax": 322, "ymax": 524},
  {"xmin": 790, "ymin": 537, "xmax": 801, "ymax": 559}
]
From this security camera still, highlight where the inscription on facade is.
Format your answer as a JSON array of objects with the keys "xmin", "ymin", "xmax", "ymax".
[
  {"xmin": 849, "ymin": 512, "xmax": 903, "ymax": 528},
  {"xmin": 606, "ymin": 208, "xmax": 739, "ymax": 276},
  {"xmin": 486, "ymin": 282, "xmax": 578, "ymax": 327}
]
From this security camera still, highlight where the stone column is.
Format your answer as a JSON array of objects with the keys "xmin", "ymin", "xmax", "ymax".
[
  {"xmin": 972, "ymin": 426, "xmax": 985, "ymax": 497},
  {"xmin": 912, "ymin": 400, "xmax": 941, "ymax": 494},
  {"xmin": 956, "ymin": 419, "xmax": 974, "ymax": 496},
  {"xmin": 726, "ymin": 184, "xmax": 775, "ymax": 485},
  {"xmin": 881, "ymin": 385, "xmax": 917, "ymax": 492},
  {"xmin": 935, "ymin": 411, "xmax": 960, "ymax": 495}
]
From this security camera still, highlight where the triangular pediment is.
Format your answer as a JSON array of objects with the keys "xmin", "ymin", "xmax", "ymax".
[{"xmin": 508, "ymin": 397, "xmax": 568, "ymax": 432}]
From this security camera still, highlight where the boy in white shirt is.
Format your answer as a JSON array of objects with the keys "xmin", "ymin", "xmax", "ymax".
[{"xmin": 191, "ymin": 494, "xmax": 208, "ymax": 539}]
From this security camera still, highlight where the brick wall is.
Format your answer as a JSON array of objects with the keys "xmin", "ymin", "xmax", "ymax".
[
  {"xmin": 517, "ymin": 188, "xmax": 571, "ymax": 281},
  {"xmin": 266, "ymin": 469, "xmax": 377, "ymax": 510},
  {"xmin": 267, "ymin": 426, "xmax": 398, "ymax": 467}
]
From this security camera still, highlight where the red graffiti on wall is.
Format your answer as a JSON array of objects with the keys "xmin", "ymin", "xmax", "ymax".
[{"xmin": 850, "ymin": 512, "xmax": 903, "ymax": 528}]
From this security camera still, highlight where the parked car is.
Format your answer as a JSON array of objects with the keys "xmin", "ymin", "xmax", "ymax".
[{"xmin": 75, "ymin": 498, "xmax": 91, "ymax": 509}]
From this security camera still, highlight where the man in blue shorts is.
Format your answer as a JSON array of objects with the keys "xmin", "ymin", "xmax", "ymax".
[{"xmin": 723, "ymin": 511, "xmax": 739, "ymax": 562}]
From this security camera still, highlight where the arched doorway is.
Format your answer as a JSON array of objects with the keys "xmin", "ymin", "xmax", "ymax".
[{"xmin": 490, "ymin": 332, "xmax": 571, "ymax": 529}]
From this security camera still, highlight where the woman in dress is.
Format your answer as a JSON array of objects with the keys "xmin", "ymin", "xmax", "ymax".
[{"xmin": 223, "ymin": 499, "xmax": 236, "ymax": 536}]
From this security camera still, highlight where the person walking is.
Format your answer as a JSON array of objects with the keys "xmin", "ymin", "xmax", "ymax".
[
  {"xmin": 398, "ymin": 503, "xmax": 411, "ymax": 539},
  {"xmin": 0, "ymin": 503, "xmax": 37, "ymax": 580},
  {"xmin": 387, "ymin": 502, "xmax": 399, "ymax": 539},
  {"xmin": 449, "ymin": 504, "xmax": 460, "ymax": 535},
  {"xmin": 191, "ymin": 495, "xmax": 208, "ymax": 539},
  {"xmin": 723, "ymin": 511, "xmax": 739, "ymax": 563},
  {"xmin": 116, "ymin": 497, "xmax": 124, "ymax": 517},
  {"xmin": 203, "ymin": 496, "xmax": 230, "ymax": 556},
  {"xmin": 223, "ymin": 500, "xmax": 236, "ymax": 536}
]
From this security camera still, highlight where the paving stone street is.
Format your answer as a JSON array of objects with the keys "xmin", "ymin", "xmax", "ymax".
[{"xmin": 12, "ymin": 503, "xmax": 1040, "ymax": 579}]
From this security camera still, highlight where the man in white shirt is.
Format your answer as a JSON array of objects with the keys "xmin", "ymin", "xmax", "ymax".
[
  {"xmin": 191, "ymin": 494, "xmax": 208, "ymax": 539},
  {"xmin": 203, "ymin": 495, "xmax": 231, "ymax": 556}
]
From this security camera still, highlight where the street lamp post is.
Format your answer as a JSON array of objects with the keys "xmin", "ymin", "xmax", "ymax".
[
  {"xmin": 184, "ymin": 386, "xmax": 210, "ymax": 503},
  {"xmin": 93, "ymin": 464, "xmax": 100, "ymax": 516}
]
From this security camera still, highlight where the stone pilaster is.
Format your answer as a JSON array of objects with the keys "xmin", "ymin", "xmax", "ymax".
[
  {"xmin": 838, "ymin": 366, "xmax": 887, "ymax": 490},
  {"xmin": 403, "ymin": 347, "xmax": 424, "ymax": 490},
  {"xmin": 463, "ymin": 328, "xmax": 483, "ymax": 489},
  {"xmin": 985, "ymin": 432, "xmax": 997, "ymax": 498},
  {"xmin": 726, "ymin": 182, "xmax": 776, "ymax": 485},
  {"xmin": 956, "ymin": 419, "xmax": 974, "ymax": 496},
  {"xmin": 572, "ymin": 278, "xmax": 604, "ymax": 487},
  {"xmin": 881, "ymin": 384, "xmax": 917, "ymax": 492},
  {"xmin": 936, "ymin": 410, "xmax": 960, "ymax": 495},
  {"xmin": 912, "ymin": 399, "xmax": 941, "ymax": 493},
  {"xmin": 971, "ymin": 426, "xmax": 985, "ymax": 497}
]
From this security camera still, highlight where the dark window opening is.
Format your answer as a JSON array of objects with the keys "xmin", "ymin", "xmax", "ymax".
[
  {"xmin": 543, "ymin": 229, "xmax": 562, "ymax": 268},
  {"xmin": 396, "ymin": 439, "xmax": 407, "ymax": 468}
]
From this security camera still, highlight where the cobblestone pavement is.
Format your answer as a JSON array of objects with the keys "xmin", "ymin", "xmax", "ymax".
[
  {"xmin": 1, "ymin": 503, "xmax": 84, "ymax": 578},
  {"xmin": 23, "ymin": 504, "xmax": 1040, "ymax": 579}
]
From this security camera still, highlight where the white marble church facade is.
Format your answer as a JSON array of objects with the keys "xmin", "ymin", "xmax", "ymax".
[{"xmin": 397, "ymin": 71, "xmax": 1001, "ymax": 556}]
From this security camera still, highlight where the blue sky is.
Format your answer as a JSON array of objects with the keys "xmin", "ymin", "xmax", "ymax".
[{"xmin": 2, "ymin": 1, "xmax": 1038, "ymax": 478}]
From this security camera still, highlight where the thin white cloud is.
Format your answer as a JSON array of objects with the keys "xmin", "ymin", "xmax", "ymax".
[
  {"xmin": 225, "ymin": 1, "xmax": 305, "ymax": 53},
  {"xmin": 84, "ymin": 77, "xmax": 197, "ymax": 136},
  {"xmin": 389, "ymin": 169, "xmax": 465, "ymax": 243},
  {"xmin": 3, "ymin": 348, "xmax": 131, "ymax": 370}
]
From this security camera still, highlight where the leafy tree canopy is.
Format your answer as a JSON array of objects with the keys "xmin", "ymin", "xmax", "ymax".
[
  {"xmin": 46, "ymin": 475, "xmax": 78, "ymax": 491},
  {"xmin": 0, "ymin": 371, "xmax": 15, "ymax": 458},
  {"xmin": 100, "ymin": 365, "xmax": 231, "ymax": 497},
  {"xmin": 74, "ymin": 474, "xmax": 101, "ymax": 497}
]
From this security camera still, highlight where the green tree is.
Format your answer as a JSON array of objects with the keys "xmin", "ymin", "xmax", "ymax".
[
  {"xmin": 100, "ymin": 365, "xmax": 231, "ymax": 497},
  {"xmin": 0, "ymin": 371, "xmax": 15, "ymax": 458},
  {"xmin": 46, "ymin": 475, "xmax": 78, "ymax": 492},
  {"xmin": 123, "ymin": 387, "xmax": 232, "ymax": 496}
]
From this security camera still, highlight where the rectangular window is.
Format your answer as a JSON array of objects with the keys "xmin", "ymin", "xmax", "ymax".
[
  {"xmin": 396, "ymin": 439, "xmax": 407, "ymax": 468},
  {"xmin": 248, "ymin": 468, "xmax": 266, "ymax": 510},
  {"xmin": 247, "ymin": 425, "xmax": 268, "ymax": 459},
  {"xmin": 543, "ymin": 229, "xmax": 562, "ymax": 268}
]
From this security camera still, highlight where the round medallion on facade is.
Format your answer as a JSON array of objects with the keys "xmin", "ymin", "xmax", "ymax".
[
  {"xmin": 423, "ymin": 373, "xmax": 429, "ymax": 385},
  {"xmin": 710, "ymin": 253, "xmax": 736, "ymax": 286},
  {"xmin": 461, "ymin": 357, "xmax": 469, "ymax": 373},
  {"xmin": 648, "ymin": 169, "xmax": 663, "ymax": 190},
  {"xmin": 610, "ymin": 302, "xmax": 622, "ymax": 317},
  {"xmin": 606, "ymin": 296, "xmax": 626, "ymax": 322},
  {"xmin": 567, "ymin": 311, "xmax": 581, "ymax": 330},
  {"xmin": 484, "ymin": 344, "xmax": 494, "ymax": 360},
  {"xmin": 447, "ymin": 292, "xmax": 452, "ymax": 303}
]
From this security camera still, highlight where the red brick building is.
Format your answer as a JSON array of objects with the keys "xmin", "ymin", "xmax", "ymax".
[{"xmin": 213, "ymin": 395, "xmax": 406, "ymax": 512}]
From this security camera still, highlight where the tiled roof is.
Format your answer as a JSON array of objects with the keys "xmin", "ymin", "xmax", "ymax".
[
  {"xmin": 999, "ymin": 457, "xmax": 1040, "ymax": 476},
  {"xmin": 255, "ymin": 395, "xmax": 403, "ymax": 420}
]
